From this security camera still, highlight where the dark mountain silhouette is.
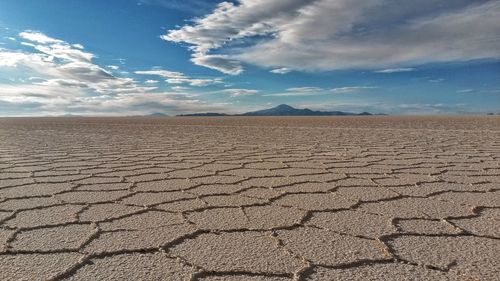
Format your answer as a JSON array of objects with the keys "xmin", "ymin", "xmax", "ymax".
[
  {"xmin": 146, "ymin": 112, "xmax": 169, "ymax": 117},
  {"xmin": 242, "ymin": 104, "xmax": 368, "ymax": 116},
  {"xmin": 177, "ymin": 112, "xmax": 229, "ymax": 116},
  {"xmin": 61, "ymin": 113, "xmax": 83, "ymax": 117},
  {"xmin": 177, "ymin": 104, "xmax": 382, "ymax": 116}
]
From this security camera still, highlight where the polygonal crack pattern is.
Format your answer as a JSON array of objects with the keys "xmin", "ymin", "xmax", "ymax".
[{"xmin": 0, "ymin": 116, "xmax": 499, "ymax": 280}]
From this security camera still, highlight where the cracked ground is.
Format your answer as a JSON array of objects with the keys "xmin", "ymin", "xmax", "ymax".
[{"xmin": 0, "ymin": 116, "xmax": 499, "ymax": 281}]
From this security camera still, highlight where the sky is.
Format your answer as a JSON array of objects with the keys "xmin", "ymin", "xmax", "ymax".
[{"xmin": 0, "ymin": 0, "xmax": 499, "ymax": 116}]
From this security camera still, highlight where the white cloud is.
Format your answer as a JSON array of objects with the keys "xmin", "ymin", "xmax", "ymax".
[
  {"xmin": 287, "ymin": 87, "xmax": 324, "ymax": 93},
  {"xmin": 0, "ymin": 31, "xmax": 233, "ymax": 116},
  {"xmin": 145, "ymin": 79, "xmax": 159, "ymax": 84},
  {"xmin": 222, "ymin": 88, "xmax": 259, "ymax": 97},
  {"xmin": 106, "ymin": 65, "xmax": 120, "ymax": 70},
  {"xmin": 264, "ymin": 86, "xmax": 375, "ymax": 96},
  {"xmin": 270, "ymin": 67, "xmax": 291, "ymax": 74},
  {"xmin": 34, "ymin": 78, "xmax": 89, "ymax": 88},
  {"xmin": 135, "ymin": 68, "xmax": 223, "ymax": 86},
  {"xmin": 186, "ymin": 78, "xmax": 223, "ymax": 86},
  {"xmin": 163, "ymin": 0, "xmax": 500, "ymax": 74},
  {"xmin": 374, "ymin": 68, "xmax": 416, "ymax": 73},
  {"xmin": 262, "ymin": 93, "xmax": 307, "ymax": 97},
  {"xmin": 262, "ymin": 87, "xmax": 326, "ymax": 96},
  {"xmin": 0, "ymin": 83, "xmax": 81, "ymax": 101},
  {"xmin": 135, "ymin": 69, "xmax": 185, "ymax": 79},
  {"xmin": 19, "ymin": 31, "xmax": 64, "ymax": 44},
  {"xmin": 190, "ymin": 54, "xmax": 243, "ymax": 75},
  {"xmin": 457, "ymin": 89, "xmax": 475, "ymax": 93},
  {"xmin": 171, "ymin": 86, "xmax": 190, "ymax": 91},
  {"xmin": 330, "ymin": 86, "xmax": 377, "ymax": 94}
]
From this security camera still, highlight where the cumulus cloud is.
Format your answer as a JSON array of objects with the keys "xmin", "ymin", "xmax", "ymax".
[
  {"xmin": 163, "ymin": 0, "xmax": 500, "ymax": 74},
  {"xmin": 0, "ymin": 31, "xmax": 231, "ymax": 116},
  {"xmin": 1, "ymin": 31, "xmax": 144, "ymax": 95}
]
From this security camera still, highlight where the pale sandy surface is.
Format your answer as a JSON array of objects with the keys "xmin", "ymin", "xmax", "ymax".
[{"xmin": 0, "ymin": 116, "xmax": 499, "ymax": 281}]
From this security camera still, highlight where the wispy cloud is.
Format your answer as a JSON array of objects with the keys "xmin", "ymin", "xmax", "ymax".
[
  {"xmin": 263, "ymin": 87, "xmax": 326, "ymax": 97},
  {"xmin": 190, "ymin": 54, "xmax": 243, "ymax": 75},
  {"xmin": 163, "ymin": 1, "xmax": 500, "ymax": 74},
  {"xmin": 457, "ymin": 89, "xmax": 475, "ymax": 93},
  {"xmin": 263, "ymin": 86, "xmax": 376, "ymax": 97},
  {"xmin": 287, "ymin": 87, "xmax": 324, "ymax": 93},
  {"xmin": 135, "ymin": 69, "xmax": 185, "ymax": 79},
  {"xmin": 19, "ymin": 31, "xmax": 63, "ymax": 44},
  {"xmin": 374, "ymin": 68, "xmax": 416, "ymax": 73},
  {"xmin": 270, "ymin": 67, "xmax": 291, "ymax": 74},
  {"xmin": 429, "ymin": 78, "xmax": 444, "ymax": 83},
  {"xmin": 222, "ymin": 88, "xmax": 259, "ymax": 97},
  {"xmin": 330, "ymin": 86, "xmax": 377, "ymax": 94},
  {"xmin": 171, "ymin": 86, "xmax": 190, "ymax": 91},
  {"xmin": 135, "ymin": 68, "xmax": 224, "ymax": 86}
]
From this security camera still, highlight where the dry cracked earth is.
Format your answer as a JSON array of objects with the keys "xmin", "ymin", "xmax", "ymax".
[{"xmin": 0, "ymin": 116, "xmax": 499, "ymax": 281}]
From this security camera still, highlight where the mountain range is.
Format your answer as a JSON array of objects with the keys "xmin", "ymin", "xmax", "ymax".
[{"xmin": 178, "ymin": 104, "xmax": 379, "ymax": 116}]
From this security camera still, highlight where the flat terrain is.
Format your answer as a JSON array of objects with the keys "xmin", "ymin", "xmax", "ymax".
[{"xmin": 0, "ymin": 116, "xmax": 499, "ymax": 281}]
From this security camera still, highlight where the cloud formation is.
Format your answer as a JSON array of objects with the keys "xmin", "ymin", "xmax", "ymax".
[
  {"xmin": 190, "ymin": 54, "xmax": 243, "ymax": 75},
  {"xmin": 329, "ymin": 86, "xmax": 377, "ymax": 94},
  {"xmin": 0, "ymin": 31, "xmax": 230, "ymax": 116},
  {"xmin": 135, "ymin": 69, "xmax": 223, "ymax": 86},
  {"xmin": 222, "ymin": 88, "xmax": 259, "ymax": 97},
  {"xmin": 264, "ymin": 86, "xmax": 375, "ymax": 96},
  {"xmin": 374, "ymin": 68, "xmax": 416, "ymax": 73},
  {"xmin": 163, "ymin": 0, "xmax": 500, "ymax": 74},
  {"xmin": 270, "ymin": 67, "xmax": 291, "ymax": 74}
]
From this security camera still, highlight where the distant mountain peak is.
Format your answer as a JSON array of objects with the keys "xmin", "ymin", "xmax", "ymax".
[
  {"xmin": 147, "ymin": 112, "xmax": 169, "ymax": 117},
  {"xmin": 177, "ymin": 104, "xmax": 381, "ymax": 116},
  {"xmin": 274, "ymin": 104, "xmax": 295, "ymax": 110},
  {"xmin": 177, "ymin": 112, "xmax": 229, "ymax": 117}
]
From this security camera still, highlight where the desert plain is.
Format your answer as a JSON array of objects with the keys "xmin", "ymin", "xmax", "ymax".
[{"xmin": 0, "ymin": 116, "xmax": 499, "ymax": 281}]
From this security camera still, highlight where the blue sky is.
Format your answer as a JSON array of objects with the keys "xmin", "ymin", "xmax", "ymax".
[{"xmin": 0, "ymin": 0, "xmax": 499, "ymax": 116}]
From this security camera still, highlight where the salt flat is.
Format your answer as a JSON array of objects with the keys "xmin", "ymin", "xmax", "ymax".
[{"xmin": 0, "ymin": 116, "xmax": 499, "ymax": 281}]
